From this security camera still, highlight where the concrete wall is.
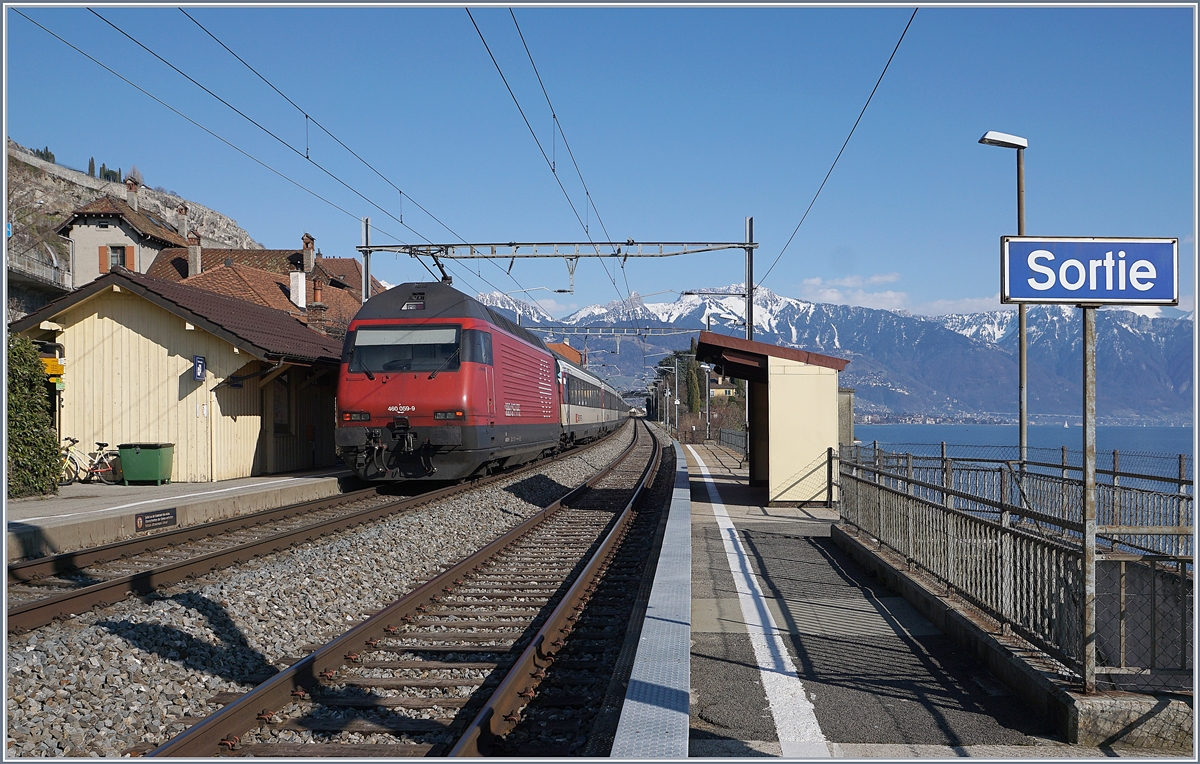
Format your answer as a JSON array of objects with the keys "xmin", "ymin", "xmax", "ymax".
[
  {"xmin": 767, "ymin": 356, "xmax": 839, "ymax": 504},
  {"xmin": 838, "ymin": 387, "xmax": 855, "ymax": 450}
]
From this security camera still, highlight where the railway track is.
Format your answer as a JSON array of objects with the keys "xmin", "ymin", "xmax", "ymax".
[
  {"xmin": 146, "ymin": 419, "xmax": 664, "ymax": 757},
  {"xmin": 6, "ymin": 427, "xmax": 626, "ymax": 634}
]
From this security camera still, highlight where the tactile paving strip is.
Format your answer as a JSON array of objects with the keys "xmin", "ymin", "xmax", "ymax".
[{"xmin": 609, "ymin": 442, "xmax": 691, "ymax": 758}]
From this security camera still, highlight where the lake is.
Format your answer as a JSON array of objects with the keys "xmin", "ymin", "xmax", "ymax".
[{"xmin": 855, "ymin": 423, "xmax": 1193, "ymax": 464}]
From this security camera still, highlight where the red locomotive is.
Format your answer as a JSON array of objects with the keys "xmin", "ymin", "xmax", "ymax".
[{"xmin": 335, "ymin": 282, "xmax": 628, "ymax": 481}]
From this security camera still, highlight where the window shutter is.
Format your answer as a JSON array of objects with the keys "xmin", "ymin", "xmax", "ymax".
[
  {"xmin": 124, "ymin": 246, "xmax": 135, "ymax": 270},
  {"xmin": 99, "ymin": 245, "xmax": 107, "ymax": 273}
]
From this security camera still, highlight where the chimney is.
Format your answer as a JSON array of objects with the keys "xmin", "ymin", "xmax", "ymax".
[
  {"xmin": 175, "ymin": 203, "xmax": 188, "ymax": 236},
  {"xmin": 301, "ymin": 233, "xmax": 315, "ymax": 273},
  {"xmin": 187, "ymin": 230, "xmax": 202, "ymax": 278},
  {"xmin": 309, "ymin": 280, "xmax": 328, "ymax": 332},
  {"xmin": 290, "ymin": 270, "xmax": 307, "ymax": 310},
  {"xmin": 125, "ymin": 177, "xmax": 140, "ymax": 211}
]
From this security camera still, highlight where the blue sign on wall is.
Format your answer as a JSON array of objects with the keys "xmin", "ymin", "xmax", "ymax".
[
  {"xmin": 192, "ymin": 355, "xmax": 206, "ymax": 381},
  {"xmin": 1002, "ymin": 237, "xmax": 1178, "ymax": 305}
]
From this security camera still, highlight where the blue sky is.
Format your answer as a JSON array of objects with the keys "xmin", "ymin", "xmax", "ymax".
[{"xmin": 5, "ymin": 3, "xmax": 1196, "ymax": 318}]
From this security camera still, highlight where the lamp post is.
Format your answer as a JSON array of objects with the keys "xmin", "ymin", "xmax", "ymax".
[{"xmin": 979, "ymin": 130, "xmax": 1028, "ymax": 465}]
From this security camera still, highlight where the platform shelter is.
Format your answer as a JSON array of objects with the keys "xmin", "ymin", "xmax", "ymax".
[{"xmin": 695, "ymin": 331, "xmax": 850, "ymax": 505}]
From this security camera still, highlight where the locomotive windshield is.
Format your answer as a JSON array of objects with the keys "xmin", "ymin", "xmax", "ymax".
[{"xmin": 347, "ymin": 326, "xmax": 460, "ymax": 373}]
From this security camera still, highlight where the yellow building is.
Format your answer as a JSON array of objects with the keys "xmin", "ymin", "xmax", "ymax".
[
  {"xmin": 10, "ymin": 269, "xmax": 344, "ymax": 482},
  {"xmin": 696, "ymin": 331, "xmax": 851, "ymax": 506}
]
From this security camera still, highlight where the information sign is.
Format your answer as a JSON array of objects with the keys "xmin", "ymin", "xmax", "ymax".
[
  {"xmin": 192, "ymin": 355, "xmax": 206, "ymax": 381},
  {"xmin": 1002, "ymin": 237, "xmax": 1177, "ymax": 305}
]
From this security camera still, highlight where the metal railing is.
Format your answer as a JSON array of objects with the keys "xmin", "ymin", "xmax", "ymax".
[
  {"xmin": 718, "ymin": 428, "xmax": 746, "ymax": 456},
  {"xmin": 7, "ymin": 248, "xmax": 72, "ymax": 290},
  {"xmin": 840, "ymin": 443, "xmax": 1192, "ymax": 693}
]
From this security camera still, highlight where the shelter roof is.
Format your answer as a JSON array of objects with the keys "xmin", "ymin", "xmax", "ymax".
[
  {"xmin": 695, "ymin": 331, "xmax": 849, "ymax": 384},
  {"xmin": 9, "ymin": 269, "xmax": 343, "ymax": 365}
]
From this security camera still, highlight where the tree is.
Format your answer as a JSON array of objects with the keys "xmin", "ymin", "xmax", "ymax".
[
  {"xmin": 88, "ymin": 157, "xmax": 95, "ymax": 177},
  {"xmin": 128, "ymin": 165, "xmax": 143, "ymax": 184},
  {"xmin": 686, "ymin": 362, "xmax": 701, "ymax": 414},
  {"xmin": 7, "ymin": 336, "xmax": 59, "ymax": 498}
]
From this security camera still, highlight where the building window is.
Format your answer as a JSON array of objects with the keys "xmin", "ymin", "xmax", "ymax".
[
  {"xmin": 273, "ymin": 373, "xmax": 291, "ymax": 435},
  {"xmin": 108, "ymin": 246, "xmax": 126, "ymax": 271}
]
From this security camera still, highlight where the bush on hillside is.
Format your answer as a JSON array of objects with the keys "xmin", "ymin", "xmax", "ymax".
[{"xmin": 7, "ymin": 336, "xmax": 59, "ymax": 498}]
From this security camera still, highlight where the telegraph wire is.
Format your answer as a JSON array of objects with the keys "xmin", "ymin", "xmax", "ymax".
[
  {"xmin": 469, "ymin": 8, "xmax": 638, "ymax": 334},
  {"xmin": 177, "ymin": 8, "xmax": 469, "ymax": 249},
  {"xmin": 85, "ymin": 9, "xmax": 438, "ymax": 249},
  {"xmin": 508, "ymin": 8, "xmax": 642, "ymax": 334},
  {"xmin": 9, "ymin": 9, "xmax": 418, "ymax": 245},
  {"xmin": 759, "ymin": 7, "xmax": 919, "ymax": 287},
  {"xmin": 179, "ymin": 9, "xmax": 534, "ymax": 299}
]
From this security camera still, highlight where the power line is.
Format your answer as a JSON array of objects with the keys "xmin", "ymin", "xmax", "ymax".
[
  {"xmin": 11, "ymin": 8, "xmax": 410, "ymax": 247},
  {"xmin": 86, "ymin": 8, "xmax": 436, "ymax": 248},
  {"xmin": 177, "ymin": 8, "xmax": 469, "ymax": 248},
  {"xmin": 759, "ymin": 7, "xmax": 919, "ymax": 287},
  {"xmin": 468, "ymin": 9, "xmax": 638, "ymax": 332}
]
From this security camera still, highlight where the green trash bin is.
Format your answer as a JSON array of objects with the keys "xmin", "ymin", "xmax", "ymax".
[{"xmin": 118, "ymin": 443, "xmax": 174, "ymax": 485}]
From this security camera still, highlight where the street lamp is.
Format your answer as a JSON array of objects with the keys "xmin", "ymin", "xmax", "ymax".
[{"xmin": 979, "ymin": 130, "xmax": 1028, "ymax": 465}]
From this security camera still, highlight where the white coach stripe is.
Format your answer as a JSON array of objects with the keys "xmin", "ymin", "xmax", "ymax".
[{"xmin": 687, "ymin": 445, "xmax": 830, "ymax": 758}]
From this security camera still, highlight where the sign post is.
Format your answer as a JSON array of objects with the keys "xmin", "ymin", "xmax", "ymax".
[{"xmin": 1002, "ymin": 236, "xmax": 1178, "ymax": 694}]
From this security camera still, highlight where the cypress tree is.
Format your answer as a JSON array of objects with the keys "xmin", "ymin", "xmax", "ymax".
[
  {"xmin": 686, "ymin": 363, "xmax": 702, "ymax": 414},
  {"xmin": 88, "ymin": 157, "xmax": 95, "ymax": 176}
]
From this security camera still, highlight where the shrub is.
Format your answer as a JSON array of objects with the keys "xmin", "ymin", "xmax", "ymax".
[{"xmin": 7, "ymin": 336, "xmax": 59, "ymax": 498}]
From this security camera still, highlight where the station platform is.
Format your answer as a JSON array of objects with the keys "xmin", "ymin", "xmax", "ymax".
[
  {"xmin": 611, "ymin": 441, "xmax": 1188, "ymax": 758},
  {"xmin": 6, "ymin": 467, "xmax": 356, "ymax": 563}
]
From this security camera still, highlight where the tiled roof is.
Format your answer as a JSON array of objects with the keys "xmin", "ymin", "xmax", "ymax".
[
  {"xmin": 182, "ymin": 262, "xmax": 364, "ymax": 332},
  {"xmin": 10, "ymin": 269, "xmax": 343, "ymax": 364},
  {"xmin": 57, "ymin": 195, "xmax": 188, "ymax": 247},
  {"xmin": 318, "ymin": 256, "xmax": 387, "ymax": 296},
  {"xmin": 148, "ymin": 247, "xmax": 309, "ymax": 282}
]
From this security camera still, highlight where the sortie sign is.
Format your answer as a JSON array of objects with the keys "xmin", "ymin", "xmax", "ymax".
[{"xmin": 1002, "ymin": 237, "xmax": 1178, "ymax": 305}]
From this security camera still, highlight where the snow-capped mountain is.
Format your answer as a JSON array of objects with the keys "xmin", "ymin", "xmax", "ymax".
[
  {"xmin": 491, "ymin": 283, "xmax": 1192, "ymax": 424},
  {"xmin": 476, "ymin": 291, "xmax": 554, "ymax": 325}
]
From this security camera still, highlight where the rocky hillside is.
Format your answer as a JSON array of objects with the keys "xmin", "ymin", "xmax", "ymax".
[{"xmin": 6, "ymin": 139, "xmax": 261, "ymax": 250}]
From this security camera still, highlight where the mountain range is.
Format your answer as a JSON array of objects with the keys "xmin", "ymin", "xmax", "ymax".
[{"xmin": 479, "ymin": 284, "xmax": 1194, "ymax": 425}]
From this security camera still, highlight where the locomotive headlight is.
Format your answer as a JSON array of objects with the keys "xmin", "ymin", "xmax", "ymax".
[
  {"xmin": 434, "ymin": 410, "xmax": 465, "ymax": 420},
  {"xmin": 341, "ymin": 411, "xmax": 371, "ymax": 422}
]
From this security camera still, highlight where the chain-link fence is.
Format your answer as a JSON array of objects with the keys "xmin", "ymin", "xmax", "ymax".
[{"xmin": 840, "ymin": 443, "xmax": 1192, "ymax": 693}]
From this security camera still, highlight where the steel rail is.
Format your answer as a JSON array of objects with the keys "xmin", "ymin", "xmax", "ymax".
[
  {"xmin": 147, "ymin": 420, "xmax": 646, "ymax": 757},
  {"xmin": 7, "ymin": 485, "xmax": 376, "ymax": 582},
  {"xmin": 7, "ymin": 425, "xmax": 630, "ymax": 633},
  {"xmin": 448, "ymin": 420, "xmax": 661, "ymax": 756}
]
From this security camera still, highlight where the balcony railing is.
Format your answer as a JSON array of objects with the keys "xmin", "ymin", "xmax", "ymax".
[{"xmin": 6, "ymin": 248, "xmax": 72, "ymax": 290}]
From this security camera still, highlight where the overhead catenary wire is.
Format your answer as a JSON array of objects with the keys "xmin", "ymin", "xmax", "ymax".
[
  {"xmin": 89, "ymin": 8, "xmax": 525, "ymax": 295},
  {"xmin": 758, "ymin": 7, "xmax": 919, "ymax": 287},
  {"xmin": 177, "ymin": 8, "xmax": 469, "ymax": 249},
  {"xmin": 508, "ymin": 9, "xmax": 643, "ymax": 335},
  {"xmin": 11, "ymin": 8, "xmax": 409, "ymax": 248},
  {"xmin": 85, "ymin": 9, "xmax": 438, "ymax": 250},
  {"xmin": 469, "ymin": 8, "xmax": 640, "ymax": 336}
]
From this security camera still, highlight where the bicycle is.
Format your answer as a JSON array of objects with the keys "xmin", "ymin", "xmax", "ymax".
[{"xmin": 58, "ymin": 437, "xmax": 123, "ymax": 486}]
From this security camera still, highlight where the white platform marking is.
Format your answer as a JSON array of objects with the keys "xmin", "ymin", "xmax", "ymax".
[{"xmin": 687, "ymin": 445, "xmax": 830, "ymax": 758}]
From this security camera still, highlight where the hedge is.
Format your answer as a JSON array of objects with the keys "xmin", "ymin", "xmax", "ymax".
[{"xmin": 7, "ymin": 335, "xmax": 59, "ymax": 498}]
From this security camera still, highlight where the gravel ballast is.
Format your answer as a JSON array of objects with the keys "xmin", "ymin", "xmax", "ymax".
[{"xmin": 5, "ymin": 425, "xmax": 635, "ymax": 757}]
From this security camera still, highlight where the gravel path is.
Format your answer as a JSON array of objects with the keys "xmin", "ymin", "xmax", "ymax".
[{"xmin": 5, "ymin": 424, "xmax": 635, "ymax": 757}]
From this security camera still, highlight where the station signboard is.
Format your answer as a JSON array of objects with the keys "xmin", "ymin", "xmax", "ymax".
[{"xmin": 1002, "ymin": 237, "xmax": 1178, "ymax": 305}]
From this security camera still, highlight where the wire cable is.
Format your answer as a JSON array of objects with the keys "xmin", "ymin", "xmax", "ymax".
[
  {"xmin": 759, "ymin": 7, "xmax": 919, "ymax": 287},
  {"xmin": 177, "ymin": 8, "xmax": 470, "ymax": 248},
  {"xmin": 12, "ymin": 9, "xmax": 412, "ymax": 244},
  {"xmin": 87, "ymin": 8, "xmax": 435, "ymax": 247}
]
